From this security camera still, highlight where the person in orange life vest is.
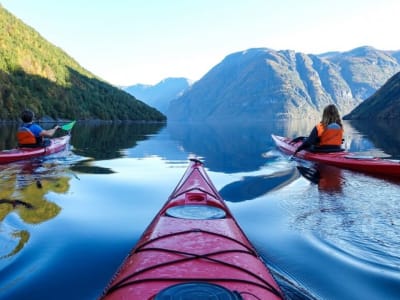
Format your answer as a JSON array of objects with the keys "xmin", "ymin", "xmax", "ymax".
[
  {"xmin": 17, "ymin": 109, "xmax": 60, "ymax": 147},
  {"xmin": 293, "ymin": 104, "xmax": 344, "ymax": 155}
]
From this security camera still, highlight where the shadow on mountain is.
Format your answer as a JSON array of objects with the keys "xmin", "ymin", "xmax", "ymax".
[{"xmin": 0, "ymin": 67, "xmax": 165, "ymax": 121}]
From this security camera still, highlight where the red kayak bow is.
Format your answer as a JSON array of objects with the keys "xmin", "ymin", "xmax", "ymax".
[{"xmin": 101, "ymin": 158, "xmax": 283, "ymax": 300}]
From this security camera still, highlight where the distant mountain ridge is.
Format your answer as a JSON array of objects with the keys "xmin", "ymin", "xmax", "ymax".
[
  {"xmin": 168, "ymin": 46, "xmax": 400, "ymax": 121},
  {"xmin": 124, "ymin": 78, "xmax": 192, "ymax": 114},
  {"xmin": 0, "ymin": 5, "xmax": 165, "ymax": 121},
  {"xmin": 344, "ymin": 71, "xmax": 400, "ymax": 119}
]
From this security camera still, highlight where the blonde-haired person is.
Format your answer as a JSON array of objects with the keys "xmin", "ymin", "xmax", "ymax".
[{"xmin": 293, "ymin": 104, "xmax": 344, "ymax": 155}]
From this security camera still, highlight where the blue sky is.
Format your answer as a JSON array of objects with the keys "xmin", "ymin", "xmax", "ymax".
[{"xmin": 2, "ymin": 0, "xmax": 400, "ymax": 86}]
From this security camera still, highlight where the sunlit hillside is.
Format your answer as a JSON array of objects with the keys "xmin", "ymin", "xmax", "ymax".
[{"xmin": 0, "ymin": 5, "xmax": 165, "ymax": 122}]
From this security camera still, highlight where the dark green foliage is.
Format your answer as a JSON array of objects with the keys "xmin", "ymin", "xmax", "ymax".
[{"xmin": 0, "ymin": 5, "xmax": 166, "ymax": 122}]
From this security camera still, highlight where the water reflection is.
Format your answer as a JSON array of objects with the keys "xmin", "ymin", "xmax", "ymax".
[
  {"xmin": 285, "ymin": 168, "xmax": 400, "ymax": 269},
  {"xmin": 167, "ymin": 121, "xmax": 285, "ymax": 173},
  {"xmin": 166, "ymin": 119, "xmax": 400, "ymax": 173},
  {"xmin": 0, "ymin": 158, "xmax": 73, "ymax": 259},
  {"xmin": 348, "ymin": 120, "xmax": 400, "ymax": 158},
  {"xmin": 2, "ymin": 120, "xmax": 398, "ymax": 171},
  {"xmin": 0, "ymin": 122, "xmax": 165, "ymax": 159},
  {"xmin": 71, "ymin": 162, "xmax": 115, "ymax": 175},
  {"xmin": 0, "ymin": 229, "xmax": 29, "ymax": 259},
  {"xmin": 0, "ymin": 161, "xmax": 67, "ymax": 222},
  {"xmin": 71, "ymin": 122, "xmax": 165, "ymax": 160},
  {"xmin": 220, "ymin": 168, "xmax": 299, "ymax": 202},
  {"xmin": 0, "ymin": 119, "xmax": 399, "ymax": 300},
  {"xmin": 297, "ymin": 164, "xmax": 344, "ymax": 194},
  {"xmin": 66, "ymin": 122, "xmax": 166, "ymax": 174},
  {"xmin": 0, "ymin": 123, "xmax": 19, "ymax": 151},
  {"xmin": 316, "ymin": 164, "xmax": 344, "ymax": 194}
]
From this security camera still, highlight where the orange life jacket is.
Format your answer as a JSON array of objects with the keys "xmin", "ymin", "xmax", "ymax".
[
  {"xmin": 316, "ymin": 122, "xmax": 343, "ymax": 146},
  {"xmin": 17, "ymin": 127, "xmax": 38, "ymax": 146}
]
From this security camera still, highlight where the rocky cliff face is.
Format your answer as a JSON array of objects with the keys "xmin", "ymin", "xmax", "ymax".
[
  {"xmin": 168, "ymin": 47, "xmax": 400, "ymax": 121},
  {"xmin": 344, "ymin": 72, "xmax": 400, "ymax": 120}
]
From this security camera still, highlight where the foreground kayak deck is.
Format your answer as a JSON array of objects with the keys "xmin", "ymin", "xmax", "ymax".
[
  {"xmin": 272, "ymin": 134, "xmax": 400, "ymax": 178},
  {"xmin": 101, "ymin": 159, "xmax": 283, "ymax": 300},
  {"xmin": 0, "ymin": 135, "xmax": 70, "ymax": 164}
]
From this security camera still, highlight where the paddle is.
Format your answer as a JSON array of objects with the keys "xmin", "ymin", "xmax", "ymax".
[
  {"xmin": 288, "ymin": 136, "xmax": 306, "ymax": 160},
  {"xmin": 60, "ymin": 120, "xmax": 76, "ymax": 131},
  {"xmin": 288, "ymin": 148, "xmax": 320, "ymax": 184},
  {"xmin": 297, "ymin": 165, "xmax": 320, "ymax": 184}
]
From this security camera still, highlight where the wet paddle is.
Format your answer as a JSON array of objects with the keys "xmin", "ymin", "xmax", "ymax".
[{"xmin": 60, "ymin": 120, "xmax": 76, "ymax": 131}]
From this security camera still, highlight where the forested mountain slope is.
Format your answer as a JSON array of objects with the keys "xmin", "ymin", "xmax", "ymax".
[{"xmin": 0, "ymin": 5, "xmax": 165, "ymax": 122}]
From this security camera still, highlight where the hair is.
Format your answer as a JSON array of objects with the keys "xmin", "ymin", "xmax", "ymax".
[
  {"xmin": 321, "ymin": 104, "xmax": 342, "ymax": 127},
  {"xmin": 20, "ymin": 109, "xmax": 34, "ymax": 123}
]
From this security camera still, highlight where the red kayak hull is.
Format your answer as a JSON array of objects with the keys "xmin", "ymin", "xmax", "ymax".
[
  {"xmin": 272, "ymin": 134, "xmax": 400, "ymax": 178},
  {"xmin": 101, "ymin": 159, "xmax": 283, "ymax": 300},
  {"xmin": 0, "ymin": 135, "xmax": 70, "ymax": 164}
]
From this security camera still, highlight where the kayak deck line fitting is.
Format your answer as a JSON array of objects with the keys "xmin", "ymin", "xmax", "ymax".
[{"xmin": 101, "ymin": 158, "xmax": 284, "ymax": 300}]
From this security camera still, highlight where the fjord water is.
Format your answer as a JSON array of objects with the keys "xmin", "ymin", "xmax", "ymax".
[{"xmin": 0, "ymin": 120, "xmax": 399, "ymax": 300}]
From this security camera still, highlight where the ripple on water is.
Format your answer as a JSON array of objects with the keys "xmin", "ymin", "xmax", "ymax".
[{"xmin": 282, "ymin": 170, "xmax": 400, "ymax": 271}]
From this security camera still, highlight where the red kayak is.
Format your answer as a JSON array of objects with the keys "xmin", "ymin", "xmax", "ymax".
[
  {"xmin": 101, "ymin": 159, "xmax": 284, "ymax": 300},
  {"xmin": 272, "ymin": 134, "xmax": 400, "ymax": 178},
  {"xmin": 0, "ymin": 135, "xmax": 70, "ymax": 164}
]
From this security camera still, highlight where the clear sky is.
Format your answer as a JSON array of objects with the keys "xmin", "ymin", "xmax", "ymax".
[{"xmin": 2, "ymin": 0, "xmax": 400, "ymax": 86}]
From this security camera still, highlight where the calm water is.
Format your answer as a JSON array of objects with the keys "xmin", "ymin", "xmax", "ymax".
[{"xmin": 0, "ymin": 120, "xmax": 399, "ymax": 300}]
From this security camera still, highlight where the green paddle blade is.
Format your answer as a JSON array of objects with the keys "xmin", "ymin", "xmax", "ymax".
[{"xmin": 60, "ymin": 120, "xmax": 76, "ymax": 131}]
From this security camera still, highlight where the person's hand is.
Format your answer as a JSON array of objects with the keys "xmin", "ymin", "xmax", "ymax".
[
  {"xmin": 54, "ymin": 125, "xmax": 60, "ymax": 130},
  {"xmin": 290, "ymin": 149, "xmax": 299, "ymax": 160}
]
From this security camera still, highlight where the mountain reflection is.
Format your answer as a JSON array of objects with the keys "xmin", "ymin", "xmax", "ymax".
[
  {"xmin": 166, "ymin": 119, "xmax": 400, "ymax": 173},
  {"xmin": 71, "ymin": 122, "xmax": 165, "ymax": 161},
  {"xmin": 348, "ymin": 120, "xmax": 400, "ymax": 158},
  {"xmin": 220, "ymin": 168, "xmax": 299, "ymax": 202},
  {"xmin": 167, "ymin": 121, "xmax": 284, "ymax": 173}
]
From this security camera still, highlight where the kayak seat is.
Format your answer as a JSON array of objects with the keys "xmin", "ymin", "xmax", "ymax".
[{"xmin": 166, "ymin": 205, "xmax": 226, "ymax": 220}]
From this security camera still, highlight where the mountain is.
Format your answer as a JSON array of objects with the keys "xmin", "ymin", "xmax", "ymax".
[
  {"xmin": 168, "ymin": 47, "xmax": 400, "ymax": 121},
  {"xmin": 326, "ymin": 46, "xmax": 400, "ymax": 99},
  {"xmin": 124, "ymin": 77, "xmax": 191, "ymax": 114},
  {"xmin": 344, "ymin": 72, "xmax": 400, "ymax": 119},
  {"xmin": 0, "ymin": 5, "xmax": 165, "ymax": 122}
]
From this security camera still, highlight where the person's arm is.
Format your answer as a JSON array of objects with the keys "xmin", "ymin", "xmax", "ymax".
[
  {"xmin": 294, "ymin": 127, "xmax": 319, "ymax": 154},
  {"xmin": 40, "ymin": 125, "xmax": 60, "ymax": 137}
]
